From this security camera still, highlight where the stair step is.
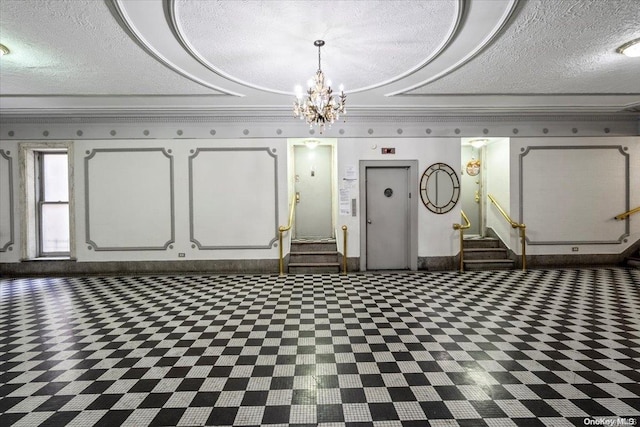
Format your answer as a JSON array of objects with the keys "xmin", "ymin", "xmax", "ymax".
[
  {"xmin": 463, "ymin": 259, "xmax": 515, "ymax": 271},
  {"xmin": 289, "ymin": 252, "xmax": 339, "ymax": 263},
  {"xmin": 289, "ymin": 262, "xmax": 341, "ymax": 267},
  {"xmin": 464, "ymin": 248, "xmax": 508, "ymax": 260},
  {"xmin": 288, "ymin": 262, "xmax": 340, "ymax": 274},
  {"xmin": 291, "ymin": 251, "xmax": 338, "ymax": 255},
  {"xmin": 463, "ymin": 238, "xmax": 501, "ymax": 249},
  {"xmin": 627, "ymin": 257, "xmax": 640, "ymax": 268},
  {"xmin": 291, "ymin": 241, "xmax": 337, "ymax": 252}
]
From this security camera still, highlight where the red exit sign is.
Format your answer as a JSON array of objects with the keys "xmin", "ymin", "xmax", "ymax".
[{"xmin": 381, "ymin": 147, "xmax": 396, "ymax": 154}]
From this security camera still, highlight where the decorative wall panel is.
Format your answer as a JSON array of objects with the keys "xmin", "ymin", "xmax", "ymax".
[
  {"xmin": 520, "ymin": 145, "xmax": 628, "ymax": 245},
  {"xmin": 85, "ymin": 148, "xmax": 175, "ymax": 250},
  {"xmin": 0, "ymin": 150, "xmax": 14, "ymax": 252},
  {"xmin": 189, "ymin": 147, "xmax": 278, "ymax": 249}
]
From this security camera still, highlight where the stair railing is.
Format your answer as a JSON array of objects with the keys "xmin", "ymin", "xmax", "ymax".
[
  {"xmin": 488, "ymin": 194, "xmax": 527, "ymax": 271},
  {"xmin": 278, "ymin": 193, "xmax": 297, "ymax": 276},
  {"xmin": 341, "ymin": 225, "xmax": 348, "ymax": 275},
  {"xmin": 615, "ymin": 206, "xmax": 640, "ymax": 220},
  {"xmin": 452, "ymin": 210, "xmax": 471, "ymax": 272}
]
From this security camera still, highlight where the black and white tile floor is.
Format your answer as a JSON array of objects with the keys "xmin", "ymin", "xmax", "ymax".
[{"xmin": 1, "ymin": 268, "xmax": 639, "ymax": 426}]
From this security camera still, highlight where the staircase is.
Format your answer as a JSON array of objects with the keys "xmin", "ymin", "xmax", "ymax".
[
  {"xmin": 462, "ymin": 237, "xmax": 515, "ymax": 271},
  {"xmin": 288, "ymin": 239, "xmax": 341, "ymax": 274},
  {"xmin": 627, "ymin": 249, "xmax": 640, "ymax": 268}
]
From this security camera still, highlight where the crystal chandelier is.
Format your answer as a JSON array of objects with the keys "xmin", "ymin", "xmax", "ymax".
[{"xmin": 293, "ymin": 40, "xmax": 346, "ymax": 133}]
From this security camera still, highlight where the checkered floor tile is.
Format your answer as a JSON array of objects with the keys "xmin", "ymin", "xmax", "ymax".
[{"xmin": 1, "ymin": 268, "xmax": 639, "ymax": 426}]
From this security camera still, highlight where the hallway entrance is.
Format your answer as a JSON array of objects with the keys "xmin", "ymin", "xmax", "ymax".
[
  {"xmin": 461, "ymin": 139, "xmax": 486, "ymax": 236},
  {"xmin": 289, "ymin": 139, "xmax": 335, "ymax": 240}
]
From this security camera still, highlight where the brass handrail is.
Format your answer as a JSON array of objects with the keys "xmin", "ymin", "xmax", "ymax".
[
  {"xmin": 615, "ymin": 206, "xmax": 640, "ymax": 220},
  {"xmin": 278, "ymin": 193, "xmax": 297, "ymax": 276},
  {"xmin": 341, "ymin": 225, "xmax": 348, "ymax": 275},
  {"xmin": 488, "ymin": 194, "xmax": 527, "ymax": 271},
  {"xmin": 452, "ymin": 210, "xmax": 471, "ymax": 272}
]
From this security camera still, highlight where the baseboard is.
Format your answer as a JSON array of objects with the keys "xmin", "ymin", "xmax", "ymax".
[{"xmin": 0, "ymin": 259, "xmax": 280, "ymax": 277}]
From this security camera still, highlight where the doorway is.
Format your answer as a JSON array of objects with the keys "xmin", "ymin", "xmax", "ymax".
[
  {"xmin": 461, "ymin": 142, "xmax": 484, "ymax": 236},
  {"xmin": 360, "ymin": 161, "xmax": 418, "ymax": 271},
  {"xmin": 292, "ymin": 142, "xmax": 334, "ymax": 239}
]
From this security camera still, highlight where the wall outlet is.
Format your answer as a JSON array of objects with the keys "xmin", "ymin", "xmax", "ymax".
[
  {"xmin": 178, "ymin": 253, "xmax": 186, "ymax": 257},
  {"xmin": 571, "ymin": 247, "xmax": 579, "ymax": 252}
]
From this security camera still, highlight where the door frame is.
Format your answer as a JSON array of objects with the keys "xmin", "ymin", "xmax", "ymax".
[{"xmin": 359, "ymin": 160, "xmax": 418, "ymax": 271}]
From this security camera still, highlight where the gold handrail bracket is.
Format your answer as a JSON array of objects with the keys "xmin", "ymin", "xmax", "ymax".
[
  {"xmin": 488, "ymin": 194, "xmax": 527, "ymax": 271},
  {"xmin": 278, "ymin": 193, "xmax": 297, "ymax": 276},
  {"xmin": 453, "ymin": 210, "xmax": 471, "ymax": 272},
  {"xmin": 615, "ymin": 206, "xmax": 640, "ymax": 220}
]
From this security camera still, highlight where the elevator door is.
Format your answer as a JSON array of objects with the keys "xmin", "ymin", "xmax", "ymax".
[{"xmin": 365, "ymin": 167, "xmax": 410, "ymax": 270}]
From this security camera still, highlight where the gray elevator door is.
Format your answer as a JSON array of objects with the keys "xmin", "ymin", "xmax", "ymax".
[{"xmin": 366, "ymin": 167, "xmax": 410, "ymax": 270}]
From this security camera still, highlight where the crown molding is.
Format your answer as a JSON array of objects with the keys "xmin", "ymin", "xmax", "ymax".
[{"xmin": 1, "ymin": 110, "xmax": 637, "ymax": 125}]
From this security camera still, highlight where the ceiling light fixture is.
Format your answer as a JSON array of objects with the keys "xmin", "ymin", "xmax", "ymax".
[
  {"xmin": 304, "ymin": 139, "xmax": 320, "ymax": 149},
  {"xmin": 469, "ymin": 139, "xmax": 488, "ymax": 148},
  {"xmin": 617, "ymin": 38, "xmax": 640, "ymax": 57},
  {"xmin": 293, "ymin": 40, "xmax": 346, "ymax": 134},
  {"xmin": 0, "ymin": 44, "xmax": 9, "ymax": 56}
]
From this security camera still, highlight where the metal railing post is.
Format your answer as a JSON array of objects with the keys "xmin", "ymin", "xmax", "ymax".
[
  {"xmin": 520, "ymin": 225, "xmax": 526, "ymax": 271},
  {"xmin": 453, "ymin": 210, "xmax": 471, "ymax": 272},
  {"xmin": 278, "ymin": 194, "xmax": 297, "ymax": 276},
  {"xmin": 278, "ymin": 228, "xmax": 285, "ymax": 276},
  {"xmin": 342, "ymin": 225, "xmax": 348, "ymax": 275}
]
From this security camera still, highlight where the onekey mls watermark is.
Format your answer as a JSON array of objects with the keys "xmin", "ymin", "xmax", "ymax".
[{"xmin": 583, "ymin": 417, "xmax": 638, "ymax": 426}]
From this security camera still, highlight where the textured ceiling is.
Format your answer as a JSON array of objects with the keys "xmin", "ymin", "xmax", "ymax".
[{"xmin": 0, "ymin": 0, "xmax": 639, "ymax": 117}]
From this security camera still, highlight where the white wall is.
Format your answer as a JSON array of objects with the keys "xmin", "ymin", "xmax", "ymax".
[
  {"xmin": 1, "ymin": 117, "xmax": 638, "ymax": 269},
  {"xmin": 510, "ymin": 136, "xmax": 639, "ymax": 255},
  {"xmin": 337, "ymin": 137, "xmax": 461, "ymax": 258},
  {"xmin": 0, "ymin": 148, "xmax": 14, "ymax": 253},
  {"xmin": 0, "ymin": 138, "xmax": 288, "ymax": 263},
  {"xmin": 0, "ymin": 141, "xmax": 19, "ymax": 260},
  {"xmin": 485, "ymin": 138, "xmax": 515, "ymax": 249}
]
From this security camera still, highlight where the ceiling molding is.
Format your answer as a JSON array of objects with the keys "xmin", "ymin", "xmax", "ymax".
[
  {"xmin": 1, "ymin": 0, "xmax": 638, "ymax": 117},
  {"xmin": 2, "ymin": 111, "xmax": 637, "ymax": 125},
  {"xmin": 3, "ymin": 93, "xmax": 639, "ymax": 117},
  {"xmin": 167, "ymin": 0, "xmax": 289, "ymax": 96},
  {"xmin": 346, "ymin": 0, "xmax": 465, "ymax": 94},
  {"xmin": 387, "ymin": 0, "xmax": 520, "ymax": 96},
  {"xmin": 111, "ymin": 0, "xmax": 244, "ymax": 97}
]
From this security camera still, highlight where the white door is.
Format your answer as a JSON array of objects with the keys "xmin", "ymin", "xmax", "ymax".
[
  {"xmin": 294, "ymin": 145, "xmax": 333, "ymax": 239},
  {"xmin": 365, "ymin": 167, "xmax": 410, "ymax": 269}
]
